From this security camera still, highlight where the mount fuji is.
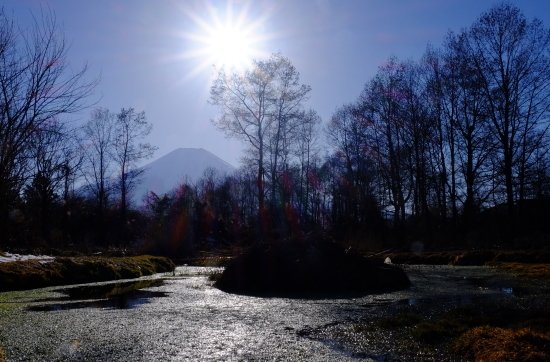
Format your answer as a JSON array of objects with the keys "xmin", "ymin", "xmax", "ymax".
[{"xmin": 132, "ymin": 148, "xmax": 236, "ymax": 204}]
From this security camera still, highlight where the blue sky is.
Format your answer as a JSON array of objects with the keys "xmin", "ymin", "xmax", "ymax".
[{"xmin": 4, "ymin": 0, "xmax": 550, "ymax": 167}]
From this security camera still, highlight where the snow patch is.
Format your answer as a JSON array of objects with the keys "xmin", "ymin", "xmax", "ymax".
[{"xmin": 0, "ymin": 252, "xmax": 54, "ymax": 264}]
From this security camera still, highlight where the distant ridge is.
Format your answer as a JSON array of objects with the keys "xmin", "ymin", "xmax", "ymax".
[{"xmin": 132, "ymin": 148, "xmax": 236, "ymax": 204}]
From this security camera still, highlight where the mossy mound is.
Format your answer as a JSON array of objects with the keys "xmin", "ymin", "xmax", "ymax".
[
  {"xmin": 0, "ymin": 255, "xmax": 175, "ymax": 292},
  {"xmin": 215, "ymin": 240, "xmax": 411, "ymax": 297}
]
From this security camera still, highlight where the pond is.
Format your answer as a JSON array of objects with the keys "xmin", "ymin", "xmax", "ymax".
[{"xmin": 0, "ymin": 264, "xmax": 544, "ymax": 361}]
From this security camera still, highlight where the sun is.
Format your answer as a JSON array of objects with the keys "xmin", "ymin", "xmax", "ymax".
[
  {"xmin": 205, "ymin": 25, "xmax": 253, "ymax": 70},
  {"xmin": 180, "ymin": 1, "xmax": 272, "ymax": 77}
]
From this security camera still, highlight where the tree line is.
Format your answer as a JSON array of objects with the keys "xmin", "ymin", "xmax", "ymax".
[
  {"xmin": 207, "ymin": 3, "xmax": 550, "ymax": 250},
  {"xmin": 3, "ymin": 3, "xmax": 550, "ymax": 255},
  {"xmin": 0, "ymin": 8, "xmax": 157, "ymax": 250}
]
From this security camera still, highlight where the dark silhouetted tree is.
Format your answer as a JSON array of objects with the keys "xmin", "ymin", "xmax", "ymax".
[
  {"xmin": 0, "ymin": 8, "xmax": 98, "ymax": 245},
  {"xmin": 113, "ymin": 107, "xmax": 156, "ymax": 245}
]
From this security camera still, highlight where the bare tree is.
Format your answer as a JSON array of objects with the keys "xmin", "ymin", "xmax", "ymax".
[
  {"xmin": 432, "ymin": 34, "xmax": 495, "ymax": 230},
  {"xmin": 23, "ymin": 119, "xmax": 78, "ymax": 242},
  {"xmin": 263, "ymin": 56, "xmax": 311, "ymax": 207},
  {"xmin": 466, "ymin": 4, "xmax": 550, "ymax": 222},
  {"xmin": 0, "ymin": 8, "xmax": 98, "ymax": 244},
  {"xmin": 422, "ymin": 46, "xmax": 462, "ymax": 229},
  {"xmin": 294, "ymin": 109, "xmax": 322, "ymax": 221},
  {"xmin": 356, "ymin": 57, "xmax": 413, "ymax": 229},
  {"xmin": 209, "ymin": 53, "xmax": 311, "ymax": 238},
  {"xmin": 80, "ymin": 108, "xmax": 115, "ymax": 244},
  {"xmin": 113, "ymin": 107, "xmax": 156, "ymax": 241}
]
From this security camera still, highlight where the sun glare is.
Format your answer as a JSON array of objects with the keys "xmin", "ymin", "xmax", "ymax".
[
  {"xmin": 180, "ymin": 2, "xmax": 272, "ymax": 77},
  {"xmin": 206, "ymin": 26, "xmax": 252, "ymax": 70}
]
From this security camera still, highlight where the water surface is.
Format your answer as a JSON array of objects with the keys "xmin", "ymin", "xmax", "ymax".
[{"xmin": 0, "ymin": 264, "xmax": 541, "ymax": 361}]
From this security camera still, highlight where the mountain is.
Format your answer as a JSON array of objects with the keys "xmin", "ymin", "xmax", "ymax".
[{"xmin": 132, "ymin": 148, "xmax": 236, "ymax": 204}]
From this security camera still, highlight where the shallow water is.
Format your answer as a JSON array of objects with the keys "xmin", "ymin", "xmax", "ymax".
[
  {"xmin": 26, "ymin": 279, "xmax": 169, "ymax": 311},
  {"xmin": 0, "ymin": 265, "xmax": 543, "ymax": 361},
  {"xmin": 26, "ymin": 290, "xmax": 170, "ymax": 312}
]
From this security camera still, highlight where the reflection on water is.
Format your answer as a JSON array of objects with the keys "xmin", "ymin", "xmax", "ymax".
[
  {"xmin": 393, "ymin": 294, "xmax": 488, "ymax": 307},
  {"xmin": 62, "ymin": 279, "xmax": 166, "ymax": 299},
  {"xmin": 27, "ymin": 290, "xmax": 169, "ymax": 311},
  {"xmin": 26, "ymin": 278, "xmax": 169, "ymax": 311},
  {"xmin": 371, "ymin": 283, "xmax": 528, "ymax": 309},
  {"xmin": 498, "ymin": 286, "xmax": 531, "ymax": 297}
]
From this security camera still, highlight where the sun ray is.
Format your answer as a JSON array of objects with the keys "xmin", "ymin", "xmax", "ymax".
[{"xmin": 177, "ymin": 1, "xmax": 274, "ymax": 78}]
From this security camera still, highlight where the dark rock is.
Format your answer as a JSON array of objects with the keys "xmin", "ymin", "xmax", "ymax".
[{"xmin": 215, "ymin": 240, "xmax": 411, "ymax": 297}]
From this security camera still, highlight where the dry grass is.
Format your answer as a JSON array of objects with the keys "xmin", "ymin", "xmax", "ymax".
[
  {"xmin": 186, "ymin": 247, "xmax": 243, "ymax": 267},
  {"xmin": 352, "ymin": 296, "xmax": 550, "ymax": 360},
  {"xmin": 410, "ymin": 300, "xmax": 550, "ymax": 358},
  {"xmin": 207, "ymin": 272, "xmax": 223, "ymax": 282},
  {"xmin": 190, "ymin": 256, "xmax": 234, "ymax": 267},
  {"xmin": 493, "ymin": 262, "xmax": 550, "ymax": 282},
  {"xmin": 452, "ymin": 326, "xmax": 550, "ymax": 362},
  {"xmin": 412, "ymin": 319, "xmax": 471, "ymax": 344}
]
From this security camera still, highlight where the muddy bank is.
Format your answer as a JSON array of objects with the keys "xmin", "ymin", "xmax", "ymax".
[{"xmin": 0, "ymin": 255, "xmax": 175, "ymax": 292}]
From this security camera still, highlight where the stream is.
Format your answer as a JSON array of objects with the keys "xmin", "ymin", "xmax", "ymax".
[{"xmin": 0, "ymin": 265, "xmax": 544, "ymax": 361}]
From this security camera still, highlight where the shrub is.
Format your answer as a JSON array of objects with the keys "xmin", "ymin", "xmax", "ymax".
[{"xmin": 452, "ymin": 326, "xmax": 550, "ymax": 362}]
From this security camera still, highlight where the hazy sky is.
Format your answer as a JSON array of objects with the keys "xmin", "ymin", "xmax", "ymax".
[{"xmin": 5, "ymin": 0, "xmax": 550, "ymax": 167}]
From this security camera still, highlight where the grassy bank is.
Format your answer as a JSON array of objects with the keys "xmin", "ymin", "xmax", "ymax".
[
  {"xmin": 382, "ymin": 249, "xmax": 550, "ymax": 284},
  {"xmin": 493, "ymin": 262, "xmax": 550, "ymax": 283},
  {"xmin": 354, "ymin": 250, "xmax": 550, "ymax": 360},
  {"xmin": 353, "ymin": 294, "xmax": 550, "ymax": 361},
  {"xmin": 0, "ymin": 255, "xmax": 175, "ymax": 292},
  {"xmin": 383, "ymin": 250, "xmax": 550, "ymax": 266}
]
